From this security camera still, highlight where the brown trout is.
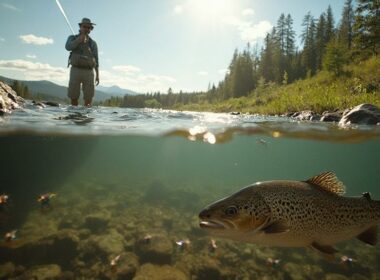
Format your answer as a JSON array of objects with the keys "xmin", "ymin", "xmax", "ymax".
[{"xmin": 199, "ymin": 172, "xmax": 380, "ymax": 256}]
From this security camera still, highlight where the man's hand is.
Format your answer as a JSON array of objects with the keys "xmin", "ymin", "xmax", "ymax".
[
  {"xmin": 77, "ymin": 34, "xmax": 87, "ymax": 43},
  {"xmin": 95, "ymin": 74, "xmax": 100, "ymax": 86}
]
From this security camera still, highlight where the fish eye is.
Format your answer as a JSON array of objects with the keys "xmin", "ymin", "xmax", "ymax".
[{"xmin": 224, "ymin": 206, "xmax": 238, "ymax": 216}]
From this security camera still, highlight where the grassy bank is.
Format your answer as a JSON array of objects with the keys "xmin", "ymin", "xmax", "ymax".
[{"xmin": 173, "ymin": 57, "xmax": 380, "ymax": 115}]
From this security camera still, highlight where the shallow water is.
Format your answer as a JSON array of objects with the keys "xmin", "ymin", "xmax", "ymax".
[{"xmin": 0, "ymin": 104, "xmax": 380, "ymax": 279}]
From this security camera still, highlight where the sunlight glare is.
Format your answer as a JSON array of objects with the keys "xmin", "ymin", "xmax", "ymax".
[{"xmin": 188, "ymin": 0, "xmax": 238, "ymax": 21}]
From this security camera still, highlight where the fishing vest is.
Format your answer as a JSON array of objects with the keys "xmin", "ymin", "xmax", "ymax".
[{"xmin": 68, "ymin": 35, "xmax": 96, "ymax": 69}]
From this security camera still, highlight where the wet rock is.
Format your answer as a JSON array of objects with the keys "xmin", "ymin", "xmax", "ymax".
[
  {"xmin": 189, "ymin": 256, "xmax": 234, "ymax": 280},
  {"xmin": 103, "ymin": 252, "xmax": 139, "ymax": 280},
  {"xmin": 339, "ymin": 104, "xmax": 380, "ymax": 126},
  {"xmin": 83, "ymin": 210, "xmax": 111, "ymax": 233},
  {"xmin": 136, "ymin": 234, "xmax": 173, "ymax": 264},
  {"xmin": 320, "ymin": 111, "xmax": 342, "ymax": 122},
  {"xmin": 0, "ymin": 81, "xmax": 24, "ymax": 115},
  {"xmin": 0, "ymin": 230, "xmax": 79, "ymax": 269},
  {"xmin": 11, "ymin": 264, "xmax": 62, "ymax": 280},
  {"xmin": 57, "ymin": 271, "xmax": 75, "ymax": 280},
  {"xmin": 283, "ymin": 263, "xmax": 324, "ymax": 280},
  {"xmin": 133, "ymin": 264, "xmax": 188, "ymax": 280},
  {"xmin": 324, "ymin": 274, "xmax": 350, "ymax": 280},
  {"xmin": 0, "ymin": 262, "xmax": 15, "ymax": 279},
  {"xmin": 32, "ymin": 100, "xmax": 47, "ymax": 108},
  {"xmin": 82, "ymin": 229, "xmax": 126, "ymax": 257},
  {"xmin": 42, "ymin": 101, "xmax": 60, "ymax": 107},
  {"xmin": 55, "ymin": 112, "xmax": 94, "ymax": 125},
  {"xmin": 292, "ymin": 110, "xmax": 321, "ymax": 121}
]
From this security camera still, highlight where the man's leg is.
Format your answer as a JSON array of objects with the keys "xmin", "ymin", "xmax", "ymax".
[
  {"xmin": 68, "ymin": 67, "xmax": 81, "ymax": 106},
  {"xmin": 83, "ymin": 69, "xmax": 95, "ymax": 107}
]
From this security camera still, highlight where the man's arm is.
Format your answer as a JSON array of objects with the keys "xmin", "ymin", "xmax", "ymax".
[
  {"xmin": 65, "ymin": 35, "xmax": 84, "ymax": 51},
  {"xmin": 92, "ymin": 41, "xmax": 100, "ymax": 85}
]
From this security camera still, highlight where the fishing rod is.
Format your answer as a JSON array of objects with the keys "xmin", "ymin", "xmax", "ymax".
[{"xmin": 55, "ymin": 0, "xmax": 75, "ymax": 35}]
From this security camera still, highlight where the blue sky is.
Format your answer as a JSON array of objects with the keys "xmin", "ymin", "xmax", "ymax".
[{"xmin": 0, "ymin": 0, "xmax": 344, "ymax": 93}]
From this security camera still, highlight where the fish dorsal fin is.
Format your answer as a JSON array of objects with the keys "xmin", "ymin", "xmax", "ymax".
[{"xmin": 306, "ymin": 172, "xmax": 345, "ymax": 196}]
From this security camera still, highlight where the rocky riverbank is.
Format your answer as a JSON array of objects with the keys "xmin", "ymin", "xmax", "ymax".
[
  {"xmin": 287, "ymin": 103, "xmax": 380, "ymax": 126},
  {"xmin": 0, "ymin": 81, "xmax": 24, "ymax": 116}
]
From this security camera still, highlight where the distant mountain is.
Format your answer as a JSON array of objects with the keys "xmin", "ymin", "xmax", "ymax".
[
  {"xmin": 97, "ymin": 85, "xmax": 139, "ymax": 97},
  {"xmin": 0, "ymin": 75, "xmax": 138, "ymax": 103}
]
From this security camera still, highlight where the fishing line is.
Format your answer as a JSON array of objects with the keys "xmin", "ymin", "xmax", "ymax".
[{"xmin": 55, "ymin": 0, "xmax": 75, "ymax": 35}]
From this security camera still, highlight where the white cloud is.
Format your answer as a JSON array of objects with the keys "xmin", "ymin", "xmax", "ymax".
[
  {"xmin": 113, "ymin": 65, "xmax": 141, "ymax": 74},
  {"xmin": 222, "ymin": 12, "xmax": 272, "ymax": 43},
  {"xmin": 20, "ymin": 34, "xmax": 54, "ymax": 45},
  {"xmin": 26, "ymin": 54, "xmax": 37, "ymax": 59},
  {"xmin": 1, "ymin": 3, "xmax": 20, "ymax": 12},
  {"xmin": 0, "ymin": 59, "xmax": 67, "ymax": 82},
  {"xmin": 198, "ymin": 71, "xmax": 208, "ymax": 76},
  {"xmin": 101, "ymin": 65, "xmax": 176, "ymax": 93},
  {"xmin": 241, "ymin": 8, "xmax": 254, "ymax": 17},
  {"xmin": 174, "ymin": 5, "xmax": 183, "ymax": 14},
  {"xmin": 240, "ymin": 20, "xmax": 273, "ymax": 43},
  {"xmin": 0, "ymin": 37, "xmax": 5, "ymax": 42}
]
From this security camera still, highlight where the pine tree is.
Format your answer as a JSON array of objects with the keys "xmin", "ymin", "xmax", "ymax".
[
  {"xmin": 315, "ymin": 13, "xmax": 327, "ymax": 70},
  {"xmin": 276, "ymin": 13, "xmax": 286, "ymax": 53},
  {"xmin": 301, "ymin": 13, "xmax": 317, "ymax": 75},
  {"xmin": 259, "ymin": 31, "xmax": 276, "ymax": 82},
  {"xmin": 353, "ymin": 0, "xmax": 380, "ymax": 56},
  {"xmin": 339, "ymin": 0, "xmax": 354, "ymax": 50},
  {"xmin": 285, "ymin": 14, "xmax": 296, "ymax": 57},
  {"xmin": 323, "ymin": 39, "xmax": 347, "ymax": 76},
  {"xmin": 325, "ymin": 5, "xmax": 335, "ymax": 44}
]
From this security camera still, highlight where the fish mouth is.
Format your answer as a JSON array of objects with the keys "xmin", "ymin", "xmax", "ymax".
[{"xmin": 199, "ymin": 219, "xmax": 228, "ymax": 230}]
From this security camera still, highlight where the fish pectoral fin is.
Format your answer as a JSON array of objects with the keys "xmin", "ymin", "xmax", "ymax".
[
  {"xmin": 262, "ymin": 220, "xmax": 290, "ymax": 234},
  {"xmin": 311, "ymin": 242, "xmax": 338, "ymax": 255},
  {"xmin": 357, "ymin": 226, "xmax": 378, "ymax": 246}
]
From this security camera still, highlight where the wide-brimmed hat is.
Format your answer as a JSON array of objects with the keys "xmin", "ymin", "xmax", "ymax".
[{"xmin": 78, "ymin": 18, "xmax": 96, "ymax": 29}]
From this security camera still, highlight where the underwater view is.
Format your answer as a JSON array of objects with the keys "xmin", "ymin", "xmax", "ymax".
[{"xmin": 0, "ymin": 105, "xmax": 379, "ymax": 279}]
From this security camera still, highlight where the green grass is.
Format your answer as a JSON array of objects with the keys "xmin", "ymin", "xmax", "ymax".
[{"xmin": 175, "ymin": 57, "xmax": 380, "ymax": 114}]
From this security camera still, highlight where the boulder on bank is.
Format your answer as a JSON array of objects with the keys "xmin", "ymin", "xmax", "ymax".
[
  {"xmin": 339, "ymin": 103, "xmax": 380, "ymax": 126},
  {"xmin": 292, "ymin": 110, "xmax": 321, "ymax": 121},
  {"xmin": 0, "ymin": 81, "xmax": 24, "ymax": 115},
  {"xmin": 320, "ymin": 111, "xmax": 342, "ymax": 122}
]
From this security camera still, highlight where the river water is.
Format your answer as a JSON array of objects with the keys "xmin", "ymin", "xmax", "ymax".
[{"xmin": 0, "ymin": 103, "xmax": 379, "ymax": 279}]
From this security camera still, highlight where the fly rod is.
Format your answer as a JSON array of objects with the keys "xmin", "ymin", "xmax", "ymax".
[{"xmin": 55, "ymin": 0, "xmax": 75, "ymax": 35}]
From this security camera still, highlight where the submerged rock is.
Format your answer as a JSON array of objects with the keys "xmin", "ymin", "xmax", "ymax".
[
  {"xmin": 324, "ymin": 274, "xmax": 350, "ymax": 280},
  {"xmin": 0, "ymin": 81, "xmax": 24, "ymax": 115},
  {"xmin": 83, "ymin": 210, "xmax": 111, "ymax": 233},
  {"xmin": 102, "ymin": 252, "xmax": 139, "ymax": 280},
  {"xmin": 0, "ymin": 262, "xmax": 15, "ymax": 279},
  {"xmin": 0, "ymin": 230, "xmax": 79, "ymax": 269},
  {"xmin": 136, "ymin": 234, "xmax": 173, "ymax": 264},
  {"xmin": 339, "ymin": 103, "xmax": 380, "ymax": 126},
  {"xmin": 11, "ymin": 264, "xmax": 62, "ymax": 280},
  {"xmin": 133, "ymin": 264, "xmax": 188, "ymax": 280},
  {"xmin": 82, "ymin": 229, "xmax": 126, "ymax": 257}
]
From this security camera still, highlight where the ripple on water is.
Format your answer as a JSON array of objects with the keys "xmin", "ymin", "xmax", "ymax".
[{"xmin": 0, "ymin": 102, "xmax": 379, "ymax": 143}]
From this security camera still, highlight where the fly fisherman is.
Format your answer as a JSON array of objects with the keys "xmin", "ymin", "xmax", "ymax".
[{"xmin": 65, "ymin": 18, "xmax": 99, "ymax": 107}]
